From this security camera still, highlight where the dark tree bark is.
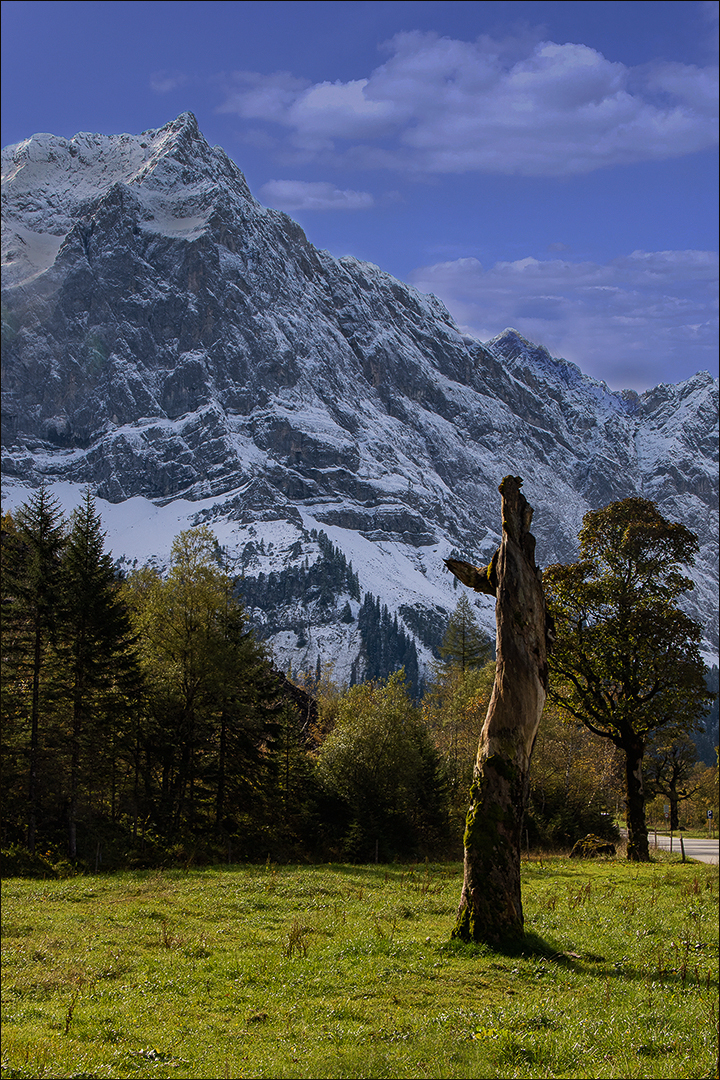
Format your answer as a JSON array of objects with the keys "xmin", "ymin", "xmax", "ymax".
[
  {"xmin": 446, "ymin": 476, "xmax": 552, "ymax": 944},
  {"xmin": 68, "ymin": 665, "xmax": 86, "ymax": 860},
  {"xmin": 625, "ymin": 738, "xmax": 650, "ymax": 861},
  {"xmin": 216, "ymin": 710, "xmax": 228, "ymax": 831}
]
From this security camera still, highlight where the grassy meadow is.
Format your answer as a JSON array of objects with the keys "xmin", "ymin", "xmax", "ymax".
[{"xmin": 1, "ymin": 855, "xmax": 718, "ymax": 1080}]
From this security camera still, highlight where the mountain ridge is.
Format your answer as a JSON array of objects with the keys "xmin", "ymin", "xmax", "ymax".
[{"xmin": 2, "ymin": 112, "xmax": 718, "ymax": 676}]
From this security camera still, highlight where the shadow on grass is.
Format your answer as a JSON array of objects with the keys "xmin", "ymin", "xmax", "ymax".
[
  {"xmin": 257, "ymin": 862, "xmax": 461, "ymax": 885},
  {"xmin": 440, "ymin": 928, "xmax": 562, "ymax": 962},
  {"xmin": 440, "ymin": 929, "xmax": 719, "ymax": 991}
]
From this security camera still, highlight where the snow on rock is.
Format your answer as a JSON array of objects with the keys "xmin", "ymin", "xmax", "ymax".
[{"xmin": 2, "ymin": 113, "xmax": 718, "ymax": 673}]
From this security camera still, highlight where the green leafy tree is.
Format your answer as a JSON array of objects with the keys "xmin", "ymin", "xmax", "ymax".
[
  {"xmin": 644, "ymin": 735, "xmax": 698, "ymax": 831},
  {"xmin": 317, "ymin": 670, "xmax": 448, "ymax": 860},
  {"xmin": 544, "ymin": 498, "xmax": 711, "ymax": 861},
  {"xmin": 422, "ymin": 597, "xmax": 494, "ymax": 829},
  {"xmin": 422, "ymin": 660, "xmax": 495, "ymax": 813},
  {"xmin": 681, "ymin": 759, "xmax": 718, "ymax": 830},
  {"xmin": 1, "ymin": 491, "xmax": 66, "ymax": 852},
  {"xmin": 527, "ymin": 699, "xmax": 623, "ymax": 848}
]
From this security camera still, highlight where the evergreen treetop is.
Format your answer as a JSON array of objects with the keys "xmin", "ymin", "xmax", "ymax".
[{"xmin": 439, "ymin": 594, "xmax": 493, "ymax": 673}]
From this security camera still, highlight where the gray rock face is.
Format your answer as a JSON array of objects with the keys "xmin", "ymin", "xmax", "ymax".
[{"xmin": 2, "ymin": 113, "xmax": 718, "ymax": 663}]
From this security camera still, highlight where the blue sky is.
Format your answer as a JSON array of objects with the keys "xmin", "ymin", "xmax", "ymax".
[{"xmin": 2, "ymin": 0, "xmax": 717, "ymax": 390}]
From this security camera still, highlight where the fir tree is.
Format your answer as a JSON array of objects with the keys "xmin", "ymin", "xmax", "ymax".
[
  {"xmin": 58, "ymin": 490, "xmax": 140, "ymax": 859},
  {"xmin": 439, "ymin": 594, "xmax": 493, "ymax": 673},
  {"xmin": 1, "ymin": 490, "xmax": 66, "ymax": 852},
  {"xmin": 358, "ymin": 593, "xmax": 420, "ymax": 696}
]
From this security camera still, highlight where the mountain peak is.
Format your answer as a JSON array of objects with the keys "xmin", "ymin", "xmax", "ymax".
[
  {"xmin": 139, "ymin": 111, "xmax": 211, "ymax": 165},
  {"xmin": 2, "ymin": 115, "xmax": 717, "ymax": 667},
  {"xmin": 162, "ymin": 110, "xmax": 200, "ymax": 133},
  {"xmin": 1, "ymin": 113, "xmax": 255, "ymax": 286}
]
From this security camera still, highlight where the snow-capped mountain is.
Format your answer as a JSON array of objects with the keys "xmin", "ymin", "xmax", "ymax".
[{"xmin": 2, "ymin": 112, "xmax": 718, "ymax": 678}]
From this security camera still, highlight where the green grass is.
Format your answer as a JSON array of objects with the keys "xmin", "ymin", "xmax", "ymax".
[
  {"xmin": 650, "ymin": 828, "xmax": 717, "ymax": 840},
  {"xmin": 1, "ymin": 855, "xmax": 717, "ymax": 1079}
]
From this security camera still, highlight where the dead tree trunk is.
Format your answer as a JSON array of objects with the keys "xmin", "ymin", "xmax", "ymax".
[{"xmin": 446, "ymin": 476, "xmax": 552, "ymax": 944}]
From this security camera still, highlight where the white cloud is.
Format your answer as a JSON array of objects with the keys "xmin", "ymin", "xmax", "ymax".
[
  {"xmin": 220, "ymin": 70, "xmax": 310, "ymax": 122},
  {"xmin": 150, "ymin": 71, "xmax": 188, "ymax": 94},
  {"xmin": 217, "ymin": 32, "xmax": 718, "ymax": 176},
  {"xmin": 409, "ymin": 250, "xmax": 718, "ymax": 390},
  {"xmin": 259, "ymin": 179, "xmax": 374, "ymax": 211}
]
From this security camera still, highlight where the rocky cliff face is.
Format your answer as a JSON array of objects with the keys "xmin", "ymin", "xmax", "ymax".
[{"xmin": 2, "ymin": 112, "xmax": 718, "ymax": 674}]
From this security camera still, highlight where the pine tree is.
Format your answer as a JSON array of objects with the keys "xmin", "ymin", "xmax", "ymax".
[
  {"xmin": 58, "ymin": 490, "xmax": 140, "ymax": 859},
  {"xmin": 212, "ymin": 599, "xmax": 284, "ymax": 848},
  {"xmin": 424, "ymin": 596, "xmax": 494, "ymax": 786},
  {"xmin": 358, "ymin": 593, "xmax": 421, "ymax": 695},
  {"xmin": 1, "ymin": 490, "xmax": 66, "ymax": 852},
  {"xmin": 439, "ymin": 594, "xmax": 493, "ymax": 673}
]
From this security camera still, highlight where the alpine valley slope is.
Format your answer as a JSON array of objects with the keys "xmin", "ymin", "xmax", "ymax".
[{"xmin": 2, "ymin": 112, "xmax": 718, "ymax": 682}]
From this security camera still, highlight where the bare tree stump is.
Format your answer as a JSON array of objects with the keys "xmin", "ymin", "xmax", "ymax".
[{"xmin": 446, "ymin": 476, "xmax": 552, "ymax": 944}]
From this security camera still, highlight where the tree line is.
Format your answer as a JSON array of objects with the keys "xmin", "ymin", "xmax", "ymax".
[
  {"xmin": 2, "ymin": 492, "xmax": 297, "ymax": 870},
  {"xmin": 1, "ymin": 488, "xmax": 717, "ymax": 874},
  {"xmin": 1, "ymin": 490, "xmax": 452, "ymax": 871}
]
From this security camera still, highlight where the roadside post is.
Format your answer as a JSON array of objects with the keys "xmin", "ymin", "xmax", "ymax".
[{"xmin": 708, "ymin": 809, "xmax": 714, "ymax": 839}]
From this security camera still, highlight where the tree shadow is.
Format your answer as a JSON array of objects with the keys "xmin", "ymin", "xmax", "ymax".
[
  {"xmin": 443, "ymin": 928, "xmax": 564, "ymax": 961},
  {"xmin": 443, "ymin": 928, "xmax": 718, "ymax": 991}
]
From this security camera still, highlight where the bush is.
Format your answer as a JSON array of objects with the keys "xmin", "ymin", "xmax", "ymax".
[
  {"xmin": 525, "ymin": 797, "xmax": 620, "ymax": 851},
  {"xmin": 0, "ymin": 844, "xmax": 74, "ymax": 878}
]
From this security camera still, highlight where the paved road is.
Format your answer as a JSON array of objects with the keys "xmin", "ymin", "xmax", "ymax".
[{"xmin": 650, "ymin": 833, "xmax": 719, "ymax": 864}]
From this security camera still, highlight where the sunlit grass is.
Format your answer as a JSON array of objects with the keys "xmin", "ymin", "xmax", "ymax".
[{"xmin": 1, "ymin": 855, "xmax": 717, "ymax": 1079}]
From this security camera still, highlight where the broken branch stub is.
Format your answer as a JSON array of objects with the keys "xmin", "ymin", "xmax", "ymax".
[{"xmin": 445, "ymin": 475, "xmax": 552, "ymax": 944}]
